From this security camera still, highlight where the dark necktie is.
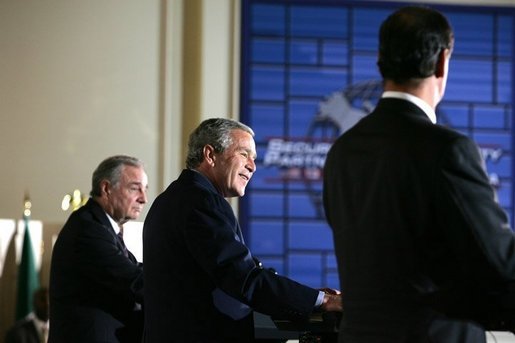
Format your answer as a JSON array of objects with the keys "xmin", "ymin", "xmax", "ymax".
[{"xmin": 117, "ymin": 224, "xmax": 129, "ymax": 258}]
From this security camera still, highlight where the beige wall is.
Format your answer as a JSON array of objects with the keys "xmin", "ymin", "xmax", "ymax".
[
  {"xmin": 0, "ymin": 0, "xmax": 162, "ymax": 224},
  {"xmin": 0, "ymin": 0, "xmax": 242, "ymax": 224}
]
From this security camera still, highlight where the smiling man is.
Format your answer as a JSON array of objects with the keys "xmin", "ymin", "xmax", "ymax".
[
  {"xmin": 143, "ymin": 118, "xmax": 342, "ymax": 342},
  {"xmin": 49, "ymin": 155, "xmax": 148, "ymax": 343}
]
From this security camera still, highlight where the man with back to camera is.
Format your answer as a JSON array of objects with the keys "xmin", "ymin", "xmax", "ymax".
[
  {"xmin": 323, "ymin": 5, "xmax": 515, "ymax": 343},
  {"xmin": 143, "ymin": 118, "xmax": 342, "ymax": 342},
  {"xmin": 49, "ymin": 155, "xmax": 148, "ymax": 343}
]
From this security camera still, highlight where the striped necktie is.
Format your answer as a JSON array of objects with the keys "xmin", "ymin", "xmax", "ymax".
[{"xmin": 117, "ymin": 224, "xmax": 129, "ymax": 257}]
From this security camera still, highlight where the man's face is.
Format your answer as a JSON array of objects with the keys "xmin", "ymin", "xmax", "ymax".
[
  {"xmin": 34, "ymin": 289, "xmax": 49, "ymax": 322},
  {"xmin": 107, "ymin": 165, "xmax": 148, "ymax": 223},
  {"xmin": 211, "ymin": 129, "xmax": 256, "ymax": 198}
]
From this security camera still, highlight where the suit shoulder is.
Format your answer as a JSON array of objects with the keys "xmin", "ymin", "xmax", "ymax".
[
  {"xmin": 153, "ymin": 176, "xmax": 227, "ymax": 211},
  {"xmin": 429, "ymin": 122, "xmax": 465, "ymax": 138},
  {"xmin": 57, "ymin": 204, "xmax": 114, "ymax": 244},
  {"xmin": 5, "ymin": 319, "xmax": 37, "ymax": 341}
]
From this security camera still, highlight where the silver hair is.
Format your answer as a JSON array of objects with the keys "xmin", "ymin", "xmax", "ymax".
[
  {"xmin": 185, "ymin": 118, "xmax": 254, "ymax": 169},
  {"xmin": 90, "ymin": 155, "xmax": 144, "ymax": 197}
]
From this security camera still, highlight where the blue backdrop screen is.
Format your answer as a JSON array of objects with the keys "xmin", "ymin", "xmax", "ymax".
[{"xmin": 240, "ymin": 0, "xmax": 514, "ymax": 289}]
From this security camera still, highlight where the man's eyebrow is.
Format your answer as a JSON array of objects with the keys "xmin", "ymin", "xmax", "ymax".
[{"xmin": 127, "ymin": 181, "xmax": 148, "ymax": 188}]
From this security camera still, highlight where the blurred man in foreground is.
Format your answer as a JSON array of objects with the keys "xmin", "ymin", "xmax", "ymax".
[{"xmin": 324, "ymin": 6, "xmax": 515, "ymax": 343}]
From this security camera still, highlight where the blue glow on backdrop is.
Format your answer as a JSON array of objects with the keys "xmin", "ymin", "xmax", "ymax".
[{"xmin": 240, "ymin": 0, "xmax": 514, "ymax": 289}]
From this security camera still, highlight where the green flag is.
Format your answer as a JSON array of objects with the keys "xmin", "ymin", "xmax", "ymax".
[{"xmin": 15, "ymin": 215, "xmax": 40, "ymax": 320}]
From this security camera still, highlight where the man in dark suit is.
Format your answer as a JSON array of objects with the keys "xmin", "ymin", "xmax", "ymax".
[
  {"xmin": 143, "ymin": 118, "xmax": 342, "ymax": 342},
  {"xmin": 49, "ymin": 155, "xmax": 148, "ymax": 343},
  {"xmin": 6, "ymin": 287, "xmax": 49, "ymax": 343},
  {"xmin": 323, "ymin": 6, "xmax": 515, "ymax": 343}
]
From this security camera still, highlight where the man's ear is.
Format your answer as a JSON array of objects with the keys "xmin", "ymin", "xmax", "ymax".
[
  {"xmin": 434, "ymin": 48, "xmax": 449, "ymax": 78},
  {"xmin": 203, "ymin": 144, "xmax": 216, "ymax": 166},
  {"xmin": 100, "ymin": 180, "xmax": 111, "ymax": 196}
]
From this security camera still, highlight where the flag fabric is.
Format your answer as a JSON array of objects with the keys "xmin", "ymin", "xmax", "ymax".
[{"xmin": 15, "ymin": 216, "xmax": 40, "ymax": 320}]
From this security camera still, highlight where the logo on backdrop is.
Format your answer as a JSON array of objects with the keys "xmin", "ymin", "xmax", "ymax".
[
  {"xmin": 263, "ymin": 80, "xmax": 383, "ymax": 183},
  {"xmin": 262, "ymin": 80, "xmax": 504, "ymax": 216}
]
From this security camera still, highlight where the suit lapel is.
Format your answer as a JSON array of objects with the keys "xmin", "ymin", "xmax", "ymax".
[
  {"xmin": 235, "ymin": 222, "xmax": 245, "ymax": 244},
  {"xmin": 85, "ymin": 198, "xmax": 138, "ymax": 263}
]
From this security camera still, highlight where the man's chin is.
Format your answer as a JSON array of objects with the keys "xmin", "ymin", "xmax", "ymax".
[
  {"xmin": 232, "ymin": 185, "xmax": 245, "ymax": 197},
  {"xmin": 126, "ymin": 213, "xmax": 140, "ymax": 221}
]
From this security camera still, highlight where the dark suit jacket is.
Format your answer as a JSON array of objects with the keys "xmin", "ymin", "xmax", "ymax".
[
  {"xmin": 49, "ymin": 199, "xmax": 143, "ymax": 343},
  {"xmin": 143, "ymin": 169, "xmax": 319, "ymax": 342},
  {"xmin": 5, "ymin": 317, "xmax": 41, "ymax": 343},
  {"xmin": 323, "ymin": 98, "xmax": 515, "ymax": 343}
]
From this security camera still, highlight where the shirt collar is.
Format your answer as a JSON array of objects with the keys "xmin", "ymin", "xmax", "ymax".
[
  {"xmin": 26, "ymin": 312, "xmax": 49, "ymax": 333},
  {"xmin": 382, "ymin": 91, "xmax": 437, "ymax": 124},
  {"xmin": 106, "ymin": 213, "xmax": 121, "ymax": 234}
]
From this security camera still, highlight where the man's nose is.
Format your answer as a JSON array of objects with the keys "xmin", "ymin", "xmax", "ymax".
[
  {"xmin": 139, "ymin": 189, "xmax": 148, "ymax": 204},
  {"xmin": 246, "ymin": 158, "xmax": 256, "ymax": 174}
]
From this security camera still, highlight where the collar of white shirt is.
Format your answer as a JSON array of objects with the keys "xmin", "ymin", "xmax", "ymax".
[
  {"xmin": 106, "ymin": 213, "xmax": 121, "ymax": 235},
  {"xmin": 26, "ymin": 312, "xmax": 48, "ymax": 339},
  {"xmin": 381, "ymin": 91, "xmax": 436, "ymax": 124}
]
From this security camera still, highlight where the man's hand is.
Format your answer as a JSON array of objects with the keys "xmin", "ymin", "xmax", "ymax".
[{"xmin": 319, "ymin": 288, "xmax": 342, "ymax": 312}]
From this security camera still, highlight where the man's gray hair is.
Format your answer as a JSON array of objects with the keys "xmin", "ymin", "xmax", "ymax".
[
  {"xmin": 90, "ymin": 155, "xmax": 144, "ymax": 197},
  {"xmin": 186, "ymin": 118, "xmax": 254, "ymax": 169}
]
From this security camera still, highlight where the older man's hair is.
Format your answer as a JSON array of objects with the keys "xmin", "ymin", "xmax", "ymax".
[
  {"xmin": 186, "ymin": 118, "xmax": 254, "ymax": 169},
  {"xmin": 90, "ymin": 155, "xmax": 144, "ymax": 197}
]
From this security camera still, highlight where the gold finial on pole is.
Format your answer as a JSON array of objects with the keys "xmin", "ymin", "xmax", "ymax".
[{"xmin": 23, "ymin": 191, "xmax": 31, "ymax": 218}]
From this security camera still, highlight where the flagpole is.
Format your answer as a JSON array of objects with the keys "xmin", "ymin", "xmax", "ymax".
[{"xmin": 15, "ymin": 192, "xmax": 40, "ymax": 320}]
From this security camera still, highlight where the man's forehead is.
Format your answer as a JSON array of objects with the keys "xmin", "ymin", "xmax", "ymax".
[
  {"xmin": 121, "ymin": 166, "xmax": 148, "ymax": 183},
  {"xmin": 121, "ymin": 165, "xmax": 145, "ymax": 174},
  {"xmin": 234, "ymin": 141, "xmax": 256, "ymax": 152}
]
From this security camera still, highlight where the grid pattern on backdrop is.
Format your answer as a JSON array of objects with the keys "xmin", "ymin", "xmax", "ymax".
[{"xmin": 240, "ymin": 0, "xmax": 514, "ymax": 289}]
